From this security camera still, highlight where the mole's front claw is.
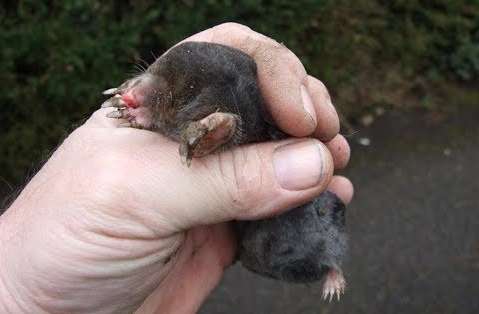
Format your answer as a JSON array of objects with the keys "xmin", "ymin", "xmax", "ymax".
[
  {"xmin": 102, "ymin": 87, "xmax": 120, "ymax": 95},
  {"xmin": 179, "ymin": 112, "xmax": 239, "ymax": 167},
  {"xmin": 179, "ymin": 143, "xmax": 192, "ymax": 167},
  {"xmin": 106, "ymin": 108, "xmax": 130, "ymax": 119},
  {"xmin": 179, "ymin": 122, "xmax": 208, "ymax": 167},
  {"xmin": 118, "ymin": 122, "xmax": 132, "ymax": 128},
  {"xmin": 101, "ymin": 95, "xmax": 127, "ymax": 109},
  {"xmin": 322, "ymin": 269, "xmax": 346, "ymax": 302}
]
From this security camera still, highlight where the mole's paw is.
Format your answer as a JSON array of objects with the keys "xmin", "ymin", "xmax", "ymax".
[
  {"xmin": 179, "ymin": 112, "xmax": 239, "ymax": 166},
  {"xmin": 102, "ymin": 94, "xmax": 127, "ymax": 109},
  {"xmin": 322, "ymin": 269, "xmax": 346, "ymax": 302},
  {"xmin": 103, "ymin": 104, "xmax": 151, "ymax": 129},
  {"xmin": 101, "ymin": 74, "xmax": 157, "ymax": 129}
]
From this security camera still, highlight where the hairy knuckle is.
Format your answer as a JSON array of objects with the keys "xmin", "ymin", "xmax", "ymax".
[{"xmin": 277, "ymin": 47, "xmax": 305, "ymax": 76}]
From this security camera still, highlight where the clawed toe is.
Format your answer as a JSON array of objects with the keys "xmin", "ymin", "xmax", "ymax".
[
  {"xmin": 101, "ymin": 94, "xmax": 127, "ymax": 109},
  {"xmin": 102, "ymin": 87, "xmax": 120, "ymax": 95},
  {"xmin": 179, "ymin": 122, "xmax": 208, "ymax": 166},
  {"xmin": 322, "ymin": 269, "xmax": 346, "ymax": 302},
  {"xmin": 179, "ymin": 112, "xmax": 239, "ymax": 167},
  {"xmin": 101, "ymin": 87, "xmax": 147, "ymax": 129},
  {"xmin": 106, "ymin": 108, "xmax": 130, "ymax": 119}
]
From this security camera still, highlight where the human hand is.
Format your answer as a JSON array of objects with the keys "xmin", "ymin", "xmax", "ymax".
[{"xmin": 0, "ymin": 23, "xmax": 353, "ymax": 314}]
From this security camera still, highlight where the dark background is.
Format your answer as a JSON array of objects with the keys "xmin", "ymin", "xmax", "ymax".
[{"xmin": 1, "ymin": 1, "xmax": 478, "ymax": 313}]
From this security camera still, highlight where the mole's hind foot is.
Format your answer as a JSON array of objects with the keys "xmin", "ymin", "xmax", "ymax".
[
  {"xmin": 179, "ymin": 112, "xmax": 239, "ymax": 166},
  {"xmin": 322, "ymin": 268, "xmax": 346, "ymax": 302},
  {"xmin": 236, "ymin": 191, "xmax": 348, "ymax": 294}
]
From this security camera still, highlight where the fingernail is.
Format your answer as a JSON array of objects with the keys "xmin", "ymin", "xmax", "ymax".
[
  {"xmin": 301, "ymin": 84, "xmax": 317, "ymax": 126},
  {"xmin": 273, "ymin": 140, "xmax": 328, "ymax": 191}
]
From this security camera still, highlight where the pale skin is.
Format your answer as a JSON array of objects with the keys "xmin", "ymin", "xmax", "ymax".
[{"xmin": 0, "ymin": 23, "xmax": 353, "ymax": 314}]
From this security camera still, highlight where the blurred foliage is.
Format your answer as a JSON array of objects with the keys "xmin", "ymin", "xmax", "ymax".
[{"xmin": 0, "ymin": 0, "xmax": 478, "ymax": 197}]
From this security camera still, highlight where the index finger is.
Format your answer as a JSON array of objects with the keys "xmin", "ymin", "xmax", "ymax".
[{"xmin": 181, "ymin": 23, "xmax": 340, "ymax": 141}]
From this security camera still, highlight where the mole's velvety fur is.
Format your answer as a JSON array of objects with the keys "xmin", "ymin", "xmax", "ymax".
[{"xmin": 101, "ymin": 41, "xmax": 348, "ymax": 300}]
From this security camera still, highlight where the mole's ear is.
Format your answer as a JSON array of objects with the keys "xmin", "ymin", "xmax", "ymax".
[{"xmin": 179, "ymin": 112, "xmax": 239, "ymax": 166}]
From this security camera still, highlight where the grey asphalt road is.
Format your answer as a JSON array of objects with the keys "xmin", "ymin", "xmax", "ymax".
[{"xmin": 200, "ymin": 106, "xmax": 479, "ymax": 314}]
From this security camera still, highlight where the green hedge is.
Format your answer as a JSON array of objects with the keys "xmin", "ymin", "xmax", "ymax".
[{"xmin": 1, "ymin": 0, "xmax": 478, "ymax": 196}]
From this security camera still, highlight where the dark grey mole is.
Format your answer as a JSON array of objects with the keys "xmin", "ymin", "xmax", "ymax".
[{"xmin": 101, "ymin": 41, "xmax": 348, "ymax": 297}]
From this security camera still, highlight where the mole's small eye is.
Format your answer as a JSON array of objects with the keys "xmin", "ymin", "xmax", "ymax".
[{"xmin": 316, "ymin": 207, "xmax": 327, "ymax": 216}]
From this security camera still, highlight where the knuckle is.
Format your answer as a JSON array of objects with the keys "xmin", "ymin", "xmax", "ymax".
[
  {"xmin": 215, "ymin": 22, "xmax": 252, "ymax": 33},
  {"xmin": 90, "ymin": 108, "xmax": 107, "ymax": 121},
  {"xmin": 276, "ymin": 46, "xmax": 306, "ymax": 76},
  {"xmin": 88, "ymin": 149, "xmax": 131, "ymax": 200},
  {"xmin": 308, "ymin": 75, "xmax": 332, "ymax": 101},
  {"xmin": 329, "ymin": 135, "xmax": 351, "ymax": 169},
  {"xmin": 317, "ymin": 80, "xmax": 331, "ymax": 98},
  {"xmin": 253, "ymin": 41, "xmax": 306, "ymax": 81},
  {"xmin": 85, "ymin": 108, "xmax": 113, "ymax": 127}
]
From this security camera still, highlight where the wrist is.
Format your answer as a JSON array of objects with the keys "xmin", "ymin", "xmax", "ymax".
[
  {"xmin": 0, "ymin": 267, "xmax": 24, "ymax": 313},
  {"xmin": 0, "ymin": 211, "xmax": 45, "ymax": 313}
]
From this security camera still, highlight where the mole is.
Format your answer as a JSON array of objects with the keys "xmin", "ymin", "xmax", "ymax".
[{"xmin": 101, "ymin": 41, "xmax": 348, "ymax": 301}]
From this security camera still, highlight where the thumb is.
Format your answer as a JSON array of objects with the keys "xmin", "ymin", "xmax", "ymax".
[{"xmin": 151, "ymin": 138, "xmax": 334, "ymax": 230}]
